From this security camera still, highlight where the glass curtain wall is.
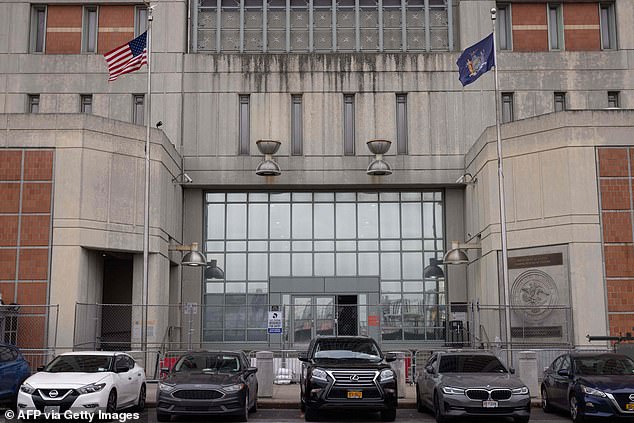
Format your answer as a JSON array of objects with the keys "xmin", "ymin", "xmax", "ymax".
[
  {"xmin": 203, "ymin": 191, "xmax": 445, "ymax": 343},
  {"xmin": 195, "ymin": 0, "xmax": 452, "ymax": 52}
]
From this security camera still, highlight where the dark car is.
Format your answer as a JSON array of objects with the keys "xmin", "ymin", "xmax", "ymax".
[
  {"xmin": 298, "ymin": 336, "xmax": 398, "ymax": 422},
  {"xmin": 156, "ymin": 351, "xmax": 258, "ymax": 422},
  {"xmin": 416, "ymin": 351, "xmax": 530, "ymax": 423},
  {"xmin": 0, "ymin": 343, "xmax": 31, "ymax": 408},
  {"xmin": 541, "ymin": 352, "xmax": 634, "ymax": 422}
]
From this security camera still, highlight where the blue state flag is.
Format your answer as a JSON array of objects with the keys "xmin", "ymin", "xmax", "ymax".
[{"xmin": 456, "ymin": 33, "xmax": 495, "ymax": 86}]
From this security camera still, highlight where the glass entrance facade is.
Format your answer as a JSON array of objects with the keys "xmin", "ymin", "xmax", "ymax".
[{"xmin": 203, "ymin": 191, "xmax": 445, "ymax": 344}]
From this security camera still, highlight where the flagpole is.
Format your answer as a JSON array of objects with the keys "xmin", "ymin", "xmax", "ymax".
[
  {"xmin": 491, "ymin": 7, "xmax": 513, "ymax": 369},
  {"xmin": 142, "ymin": 6, "xmax": 153, "ymax": 368}
]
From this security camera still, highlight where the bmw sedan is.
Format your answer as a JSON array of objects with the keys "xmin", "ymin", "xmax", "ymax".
[
  {"xmin": 0, "ymin": 343, "xmax": 31, "ymax": 408},
  {"xmin": 541, "ymin": 352, "xmax": 634, "ymax": 422},
  {"xmin": 416, "ymin": 351, "xmax": 530, "ymax": 423},
  {"xmin": 17, "ymin": 351, "xmax": 146, "ymax": 415},
  {"xmin": 156, "ymin": 351, "xmax": 258, "ymax": 422}
]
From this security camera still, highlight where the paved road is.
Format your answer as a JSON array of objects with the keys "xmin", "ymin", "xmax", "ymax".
[{"xmin": 138, "ymin": 408, "xmax": 572, "ymax": 422}]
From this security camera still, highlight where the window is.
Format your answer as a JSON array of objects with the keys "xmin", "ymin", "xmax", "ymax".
[
  {"xmin": 501, "ymin": 92, "xmax": 513, "ymax": 123},
  {"xmin": 135, "ymin": 6, "xmax": 148, "ymax": 36},
  {"xmin": 496, "ymin": 4, "xmax": 512, "ymax": 50},
  {"xmin": 291, "ymin": 95, "xmax": 303, "ymax": 156},
  {"xmin": 396, "ymin": 94, "xmax": 408, "ymax": 155},
  {"xmin": 132, "ymin": 94, "xmax": 144, "ymax": 124},
  {"xmin": 608, "ymin": 91, "xmax": 620, "ymax": 108},
  {"xmin": 600, "ymin": 3, "xmax": 616, "ymax": 50},
  {"xmin": 82, "ymin": 6, "xmax": 98, "ymax": 53},
  {"xmin": 30, "ymin": 5, "xmax": 47, "ymax": 53},
  {"xmin": 343, "ymin": 94, "xmax": 355, "ymax": 155},
  {"xmin": 28, "ymin": 95, "xmax": 40, "ymax": 113},
  {"xmin": 81, "ymin": 95, "xmax": 93, "ymax": 114},
  {"xmin": 554, "ymin": 92, "xmax": 566, "ymax": 112},
  {"xmin": 239, "ymin": 95, "xmax": 250, "ymax": 155},
  {"xmin": 548, "ymin": 4, "xmax": 563, "ymax": 50}
]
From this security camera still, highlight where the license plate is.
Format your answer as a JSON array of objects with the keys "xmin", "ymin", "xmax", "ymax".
[
  {"xmin": 347, "ymin": 391, "xmax": 363, "ymax": 399},
  {"xmin": 44, "ymin": 406, "xmax": 60, "ymax": 414},
  {"xmin": 482, "ymin": 400, "xmax": 498, "ymax": 408},
  {"xmin": 626, "ymin": 403, "xmax": 634, "ymax": 411}
]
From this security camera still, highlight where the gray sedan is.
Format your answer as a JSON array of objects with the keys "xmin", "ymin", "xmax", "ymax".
[{"xmin": 415, "ymin": 351, "xmax": 531, "ymax": 423}]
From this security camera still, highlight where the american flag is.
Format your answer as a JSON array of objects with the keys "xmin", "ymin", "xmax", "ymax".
[{"xmin": 104, "ymin": 32, "xmax": 148, "ymax": 82}]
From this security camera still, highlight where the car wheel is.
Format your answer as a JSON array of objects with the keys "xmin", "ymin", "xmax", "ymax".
[
  {"xmin": 237, "ymin": 391, "xmax": 249, "ymax": 422},
  {"xmin": 416, "ymin": 384, "xmax": 425, "ymax": 413},
  {"xmin": 134, "ymin": 384, "xmax": 146, "ymax": 412},
  {"xmin": 156, "ymin": 411, "xmax": 171, "ymax": 422},
  {"xmin": 541, "ymin": 386, "xmax": 553, "ymax": 413},
  {"xmin": 434, "ymin": 393, "xmax": 448, "ymax": 423},
  {"xmin": 380, "ymin": 408, "xmax": 397, "ymax": 422},
  {"xmin": 304, "ymin": 406, "xmax": 319, "ymax": 422},
  {"xmin": 570, "ymin": 394, "xmax": 584, "ymax": 423},
  {"xmin": 106, "ymin": 390, "xmax": 117, "ymax": 413},
  {"xmin": 249, "ymin": 387, "xmax": 258, "ymax": 413}
]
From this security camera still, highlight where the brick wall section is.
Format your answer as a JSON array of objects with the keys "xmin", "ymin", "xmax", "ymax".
[
  {"xmin": 511, "ymin": 3, "xmax": 548, "ymax": 52},
  {"xmin": 598, "ymin": 147, "xmax": 634, "ymax": 337},
  {"xmin": 45, "ymin": 5, "xmax": 83, "ymax": 54},
  {"xmin": 563, "ymin": 3, "xmax": 600, "ymax": 51},
  {"xmin": 98, "ymin": 6, "xmax": 136, "ymax": 54}
]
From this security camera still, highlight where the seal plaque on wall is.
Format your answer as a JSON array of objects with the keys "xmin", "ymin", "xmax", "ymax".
[{"xmin": 511, "ymin": 269, "xmax": 559, "ymax": 322}]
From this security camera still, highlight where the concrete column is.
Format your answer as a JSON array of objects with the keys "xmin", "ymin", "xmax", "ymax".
[
  {"xmin": 518, "ymin": 351, "xmax": 538, "ymax": 399},
  {"xmin": 256, "ymin": 351, "xmax": 274, "ymax": 398},
  {"xmin": 389, "ymin": 352, "xmax": 407, "ymax": 399}
]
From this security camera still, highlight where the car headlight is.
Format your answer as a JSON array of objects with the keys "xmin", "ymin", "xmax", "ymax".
[
  {"xmin": 20, "ymin": 383, "xmax": 36, "ymax": 394},
  {"xmin": 159, "ymin": 382, "xmax": 176, "ymax": 392},
  {"xmin": 310, "ymin": 368, "xmax": 328, "ymax": 382},
  {"xmin": 512, "ymin": 387, "xmax": 529, "ymax": 395},
  {"xmin": 223, "ymin": 383, "xmax": 245, "ymax": 393},
  {"xmin": 380, "ymin": 369, "xmax": 394, "ymax": 382},
  {"xmin": 77, "ymin": 383, "xmax": 106, "ymax": 395},
  {"xmin": 581, "ymin": 385, "xmax": 607, "ymax": 398},
  {"xmin": 442, "ymin": 386, "xmax": 465, "ymax": 395}
]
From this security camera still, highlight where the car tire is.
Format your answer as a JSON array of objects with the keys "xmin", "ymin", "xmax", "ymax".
[
  {"xmin": 134, "ymin": 384, "xmax": 146, "ymax": 412},
  {"xmin": 249, "ymin": 387, "xmax": 258, "ymax": 413},
  {"xmin": 304, "ymin": 406, "xmax": 319, "ymax": 422},
  {"xmin": 434, "ymin": 393, "xmax": 448, "ymax": 423},
  {"xmin": 237, "ymin": 391, "xmax": 249, "ymax": 422},
  {"xmin": 156, "ymin": 412, "xmax": 171, "ymax": 422},
  {"xmin": 513, "ymin": 416, "xmax": 530, "ymax": 423},
  {"xmin": 380, "ymin": 408, "xmax": 397, "ymax": 422},
  {"xmin": 541, "ymin": 386, "xmax": 553, "ymax": 413},
  {"xmin": 416, "ymin": 384, "xmax": 425, "ymax": 413},
  {"xmin": 570, "ymin": 394, "xmax": 584, "ymax": 423},
  {"xmin": 106, "ymin": 390, "xmax": 117, "ymax": 413}
]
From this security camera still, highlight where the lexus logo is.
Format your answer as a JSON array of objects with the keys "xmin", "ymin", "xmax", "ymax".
[
  {"xmin": 629, "ymin": 393, "xmax": 634, "ymax": 401},
  {"xmin": 350, "ymin": 374, "xmax": 360, "ymax": 381},
  {"xmin": 49, "ymin": 390, "xmax": 58, "ymax": 398}
]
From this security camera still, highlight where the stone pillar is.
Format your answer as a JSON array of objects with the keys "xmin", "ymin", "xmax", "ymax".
[
  {"xmin": 389, "ymin": 352, "xmax": 407, "ymax": 399},
  {"xmin": 256, "ymin": 351, "xmax": 274, "ymax": 398},
  {"xmin": 518, "ymin": 351, "xmax": 538, "ymax": 398}
]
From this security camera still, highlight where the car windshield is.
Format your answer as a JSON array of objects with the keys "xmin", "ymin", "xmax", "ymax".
[
  {"xmin": 45, "ymin": 355, "xmax": 113, "ymax": 373},
  {"xmin": 313, "ymin": 339, "xmax": 382, "ymax": 361},
  {"xmin": 174, "ymin": 354, "xmax": 241, "ymax": 373},
  {"xmin": 574, "ymin": 356, "xmax": 634, "ymax": 376},
  {"xmin": 439, "ymin": 355, "xmax": 507, "ymax": 373}
]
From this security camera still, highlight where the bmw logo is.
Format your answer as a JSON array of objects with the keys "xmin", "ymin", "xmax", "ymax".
[
  {"xmin": 49, "ymin": 390, "xmax": 58, "ymax": 398},
  {"xmin": 350, "ymin": 374, "xmax": 360, "ymax": 381},
  {"xmin": 629, "ymin": 393, "xmax": 634, "ymax": 401}
]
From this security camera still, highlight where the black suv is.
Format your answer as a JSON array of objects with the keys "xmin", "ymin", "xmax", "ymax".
[{"xmin": 298, "ymin": 336, "xmax": 398, "ymax": 422}]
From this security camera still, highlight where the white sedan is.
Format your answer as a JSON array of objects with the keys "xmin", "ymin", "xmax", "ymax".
[{"xmin": 17, "ymin": 351, "xmax": 146, "ymax": 415}]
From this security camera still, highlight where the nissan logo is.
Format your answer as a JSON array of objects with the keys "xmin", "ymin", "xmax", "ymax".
[
  {"xmin": 49, "ymin": 390, "xmax": 58, "ymax": 398},
  {"xmin": 350, "ymin": 374, "xmax": 360, "ymax": 381},
  {"xmin": 629, "ymin": 393, "xmax": 634, "ymax": 402}
]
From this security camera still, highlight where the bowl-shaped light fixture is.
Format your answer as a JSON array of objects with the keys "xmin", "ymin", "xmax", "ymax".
[
  {"xmin": 256, "ymin": 139, "xmax": 282, "ymax": 176},
  {"xmin": 366, "ymin": 139, "xmax": 393, "ymax": 176},
  {"xmin": 180, "ymin": 242, "xmax": 208, "ymax": 266},
  {"xmin": 366, "ymin": 139, "xmax": 392, "ymax": 155},
  {"xmin": 423, "ymin": 258, "xmax": 445, "ymax": 278},
  {"xmin": 205, "ymin": 259, "xmax": 225, "ymax": 279},
  {"xmin": 442, "ymin": 248, "xmax": 469, "ymax": 265}
]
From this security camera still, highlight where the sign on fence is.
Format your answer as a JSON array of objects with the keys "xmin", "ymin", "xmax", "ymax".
[{"xmin": 268, "ymin": 310, "xmax": 283, "ymax": 334}]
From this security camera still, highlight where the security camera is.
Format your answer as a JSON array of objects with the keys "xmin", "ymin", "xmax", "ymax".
[
  {"xmin": 155, "ymin": 121, "xmax": 163, "ymax": 128},
  {"xmin": 491, "ymin": 7, "xmax": 497, "ymax": 19},
  {"xmin": 183, "ymin": 173, "xmax": 193, "ymax": 183}
]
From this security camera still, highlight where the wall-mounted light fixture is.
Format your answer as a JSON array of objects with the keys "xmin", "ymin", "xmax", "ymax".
[
  {"xmin": 366, "ymin": 139, "xmax": 393, "ymax": 176},
  {"xmin": 443, "ymin": 240, "xmax": 482, "ymax": 265},
  {"xmin": 204, "ymin": 259, "xmax": 225, "ymax": 279},
  {"xmin": 255, "ymin": 139, "xmax": 282, "ymax": 176},
  {"xmin": 169, "ymin": 242, "xmax": 207, "ymax": 266},
  {"xmin": 423, "ymin": 258, "xmax": 445, "ymax": 278}
]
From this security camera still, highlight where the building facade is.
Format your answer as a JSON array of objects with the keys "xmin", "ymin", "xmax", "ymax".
[{"xmin": 0, "ymin": 0, "xmax": 633, "ymax": 357}]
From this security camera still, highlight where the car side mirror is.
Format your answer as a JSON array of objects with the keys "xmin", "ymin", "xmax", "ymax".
[
  {"xmin": 425, "ymin": 365, "xmax": 435, "ymax": 374},
  {"xmin": 385, "ymin": 353, "xmax": 397, "ymax": 362},
  {"xmin": 297, "ymin": 352, "xmax": 309, "ymax": 362},
  {"xmin": 37, "ymin": 365, "xmax": 45, "ymax": 372},
  {"xmin": 247, "ymin": 367, "xmax": 258, "ymax": 375},
  {"xmin": 509, "ymin": 368, "xmax": 515, "ymax": 375},
  {"xmin": 557, "ymin": 369, "xmax": 570, "ymax": 377}
]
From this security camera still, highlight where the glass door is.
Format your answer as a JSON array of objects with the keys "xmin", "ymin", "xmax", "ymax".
[{"xmin": 292, "ymin": 296, "xmax": 335, "ymax": 344}]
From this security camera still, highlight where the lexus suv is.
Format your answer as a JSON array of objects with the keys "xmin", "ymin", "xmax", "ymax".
[{"xmin": 298, "ymin": 336, "xmax": 398, "ymax": 422}]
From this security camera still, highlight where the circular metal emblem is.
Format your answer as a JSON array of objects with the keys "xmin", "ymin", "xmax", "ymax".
[
  {"xmin": 49, "ymin": 390, "xmax": 58, "ymax": 398},
  {"xmin": 511, "ymin": 269, "xmax": 558, "ymax": 322},
  {"xmin": 629, "ymin": 393, "xmax": 634, "ymax": 401},
  {"xmin": 350, "ymin": 374, "xmax": 360, "ymax": 381}
]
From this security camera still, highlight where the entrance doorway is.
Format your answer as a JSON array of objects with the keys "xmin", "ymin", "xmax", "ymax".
[
  {"xmin": 337, "ymin": 295, "xmax": 358, "ymax": 336},
  {"xmin": 100, "ymin": 252, "xmax": 133, "ymax": 351},
  {"xmin": 291, "ymin": 295, "xmax": 359, "ymax": 344}
]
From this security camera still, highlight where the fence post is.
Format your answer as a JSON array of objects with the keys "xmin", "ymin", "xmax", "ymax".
[
  {"xmin": 256, "ymin": 351, "xmax": 274, "ymax": 398},
  {"xmin": 518, "ymin": 350, "xmax": 538, "ymax": 399},
  {"xmin": 389, "ymin": 351, "xmax": 407, "ymax": 398}
]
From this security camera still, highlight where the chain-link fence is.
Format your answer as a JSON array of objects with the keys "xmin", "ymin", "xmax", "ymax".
[{"xmin": 0, "ymin": 304, "xmax": 58, "ymax": 371}]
